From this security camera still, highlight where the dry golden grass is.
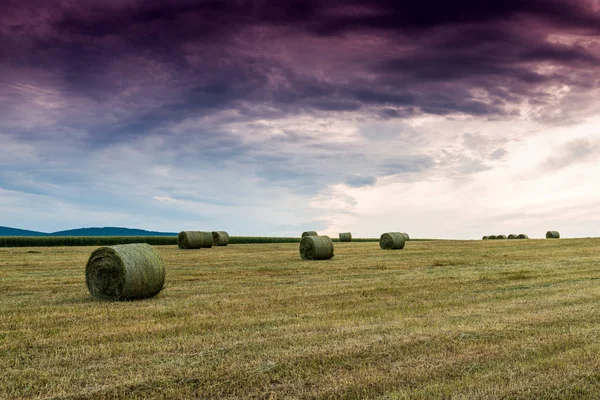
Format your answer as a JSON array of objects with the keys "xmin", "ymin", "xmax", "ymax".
[{"xmin": 1, "ymin": 239, "xmax": 600, "ymax": 399}]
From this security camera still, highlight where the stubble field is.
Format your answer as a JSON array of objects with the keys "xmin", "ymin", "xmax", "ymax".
[{"xmin": 1, "ymin": 239, "xmax": 600, "ymax": 399}]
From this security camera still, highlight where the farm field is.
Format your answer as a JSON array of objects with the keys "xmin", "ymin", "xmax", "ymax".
[{"xmin": 2, "ymin": 239, "xmax": 600, "ymax": 399}]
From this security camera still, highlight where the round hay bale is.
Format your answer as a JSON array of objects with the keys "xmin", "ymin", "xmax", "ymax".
[
  {"xmin": 546, "ymin": 231, "xmax": 560, "ymax": 239},
  {"xmin": 507, "ymin": 234, "xmax": 518, "ymax": 239},
  {"xmin": 517, "ymin": 234, "xmax": 529, "ymax": 239},
  {"xmin": 212, "ymin": 231, "xmax": 230, "ymax": 246},
  {"xmin": 379, "ymin": 232, "xmax": 406, "ymax": 250},
  {"xmin": 302, "ymin": 231, "xmax": 318, "ymax": 238},
  {"xmin": 201, "ymin": 231, "xmax": 213, "ymax": 248},
  {"xmin": 178, "ymin": 231, "xmax": 204, "ymax": 249},
  {"xmin": 299, "ymin": 235, "xmax": 334, "ymax": 260},
  {"xmin": 488, "ymin": 235, "xmax": 497, "ymax": 240},
  {"xmin": 482, "ymin": 236, "xmax": 489, "ymax": 240},
  {"xmin": 85, "ymin": 243, "xmax": 166, "ymax": 301},
  {"xmin": 339, "ymin": 232, "xmax": 352, "ymax": 242},
  {"xmin": 496, "ymin": 235, "xmax": 507, "ymax": 240},
  {"xmin": 402, "ymin": 232, "xmax": 410, "ymax": 241}
]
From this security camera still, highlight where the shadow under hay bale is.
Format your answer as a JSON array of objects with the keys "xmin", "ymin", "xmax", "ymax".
[
  {"xmin": 546, "ymin": 231, "xmax": 560, "ymax": 239},
  {"xmin": 85, "ymin": 243, "xmax": 166, "ymax": 301},
  {"xmin": 517, "ymin": 234, "xmax": 529, "ymax": 239},
  {"xmin": 299, "ymin": 235, "xmax": 334, "ymax": 260},
  {"xmin": 178, "ymin": 231, "xmax": 204, "ymax": 249},
  {"xmin": 212, "ymin": 231, "xmax": 230, "ymax": 246},
  {"xmin": 302, "ymin": 231, "xmax": 318, "ymax": 238},
  {"xmin": 339, "ymin": 232, "xmax": 352, "ymax": 242},
  {"xmin": 379, "ymin": 232, "xmax": 406, "ymax": 250}
]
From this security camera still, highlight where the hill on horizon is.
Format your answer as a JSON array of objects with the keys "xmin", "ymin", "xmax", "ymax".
[{"xmin": 0, "ymin": 226, "xmax": 178, "ymax": 237}]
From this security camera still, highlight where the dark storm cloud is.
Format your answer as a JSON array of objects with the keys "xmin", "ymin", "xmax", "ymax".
[{"xmin": 1, "ymin": 0, "xmax": 599, "ymax": 140}]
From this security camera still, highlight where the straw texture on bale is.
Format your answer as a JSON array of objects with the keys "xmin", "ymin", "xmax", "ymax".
[
  {"xmin": 496, "ymin": 235, "xmax": 507, "ymax": 240},
  {"xmin": 211, "ymin": 231, "xmax": 230, "ymax": 246},
  {"xmin": 488, "ymin": 235, "xmax": 497, "ymax": 240},
  {"xmin": 302, "ymin": 231, "xmax": 318, "ymax": 237},
  {"xmin": 517, "ymin": 234, "xmax": 529, "ymax": 239},
  {"xmin": 339, "ymin": 232, "xmax": 352, "ymax": 242},
  {"xmin": 379, "ymin": 232, "xmax": 406, "ymax": 250},
  {"xmin": 200, "ymin": 231, "xmax": 213, "ymax": 248},
  {"xmin": 507, "ymin": 234, "xmax": 518, "ymax": 239},
  {"xmin": 178, "ymin": 231, "xmax": 204, "ymax": 249},
  {"xmin": 299, "ymin": 235, "xmax": 334, "ymax": 260},
  {"xmin": 546, "ymin": 231, "xmax": 560, "ymax": 239},
  {"xmin": 85, "ymin": 243, "xmax": 166, "ymax": 301},
  {"xmin": 402, "ymin": 232, "xmax": 410, "ymax": 241}
]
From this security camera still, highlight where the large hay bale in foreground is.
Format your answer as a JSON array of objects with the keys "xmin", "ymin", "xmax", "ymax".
[
  {"xmin": 201, "ymin": 231, "xmax": 213, "ymax": 248},
  {"xmin": 496, "ymin": 235, "xmax": 507, "ymax": 240},
  {"xmin": 302, "ymin": 231, "xmax": 318, "ymax": 238},
  {"xmin": 212, "ymin": 231, "xmax": 230, "ymax": 246},
  {"xmin": 85, "ymin": 243, "xmax": 166, "ymax": 301},
  {"xmin": 178, "ymin": 231, "xmax": 204, "ymax": 249},
  {"xmin": 507, "ymin": 234, "xmax": 518, "ymax": 239},
  {"xmin": 379, "ymin": 232, "xmax": 406, "ymax": 250},
  {"xmin": 546, "ymin": 231, "xmax": 560, "ymax": 239},
  {"xmin": 299, "ymin": 235, "xmax": 334, "ymax": 260},
  {"xmin": 488, "ymin": 235, "xmax": 497, "ymax": 240},
  {"xmin": 517, "ymin": 234, "xmax": 529, "ymax": 239},
  {"xmin": 339, "ymin": 232, "xmax": 352, "ymax": 242}
]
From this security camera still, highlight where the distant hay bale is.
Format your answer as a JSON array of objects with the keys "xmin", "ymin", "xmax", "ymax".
[
  {"xmin": 546, "ymin": 231, "xmax": 560, "ymax": 239},
  {"xmin": 507, "ymin": 234, "xmax": 518, "ymax": 239},
  {"xmin": 402, "ymin": 232, "xmax": 410, "ymax": 241},
  {"xmin": 212, "ymin": 231, "xmax": 230, "ymax": 246},
  {"xmin": 178, "ymin": 231, "xmax": 204, "ymax": 249},
  {"xmin": 85, "ymin": 243, "xmax": 166, "ymax": 301},
  {"xmin": 302, "ymin": 231, "xmax": 318, "ymax": 238},
  {"xmin": 339, "ymin": 232, "xmax": 352, "ymax": 242},
  {"xmin": 299, "ymin": 235, "xmax": 334, "ymax": 260},
  {"xmin": 482, "ymin": 236, "xmax": 489, "ymax": 240},
  {"xmin": 379, "ymin": 232, "xmax": 406, "ymax": 250},
  {"xmin": 488, "ymin": 235, "xmax": 497, "ymax": 240},
  {"xmin": 517, "ymin": 234, "xmax": 529, "ymax": 239},
  {"xmin": 496, "ymin": 235, "xmax": 507, "ymax": 240}
]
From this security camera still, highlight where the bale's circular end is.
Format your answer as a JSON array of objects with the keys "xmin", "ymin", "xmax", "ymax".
[
  {"xmin": 299, "ymin": 235, "xmax": 334, "ymax": 260},
  {"xmin": 379, "ymin": 232, "xmax": 405, "ymax": 250},
  {"xmin": 546, "ymin": 231, "xmax": 560, "ymax": 239},
  {"xmin": 302, "ymin": 231, "xmax": 318, "ymax": 238},
  {"xmin": 86, "ymin": 247, "xmax": 126, "ymax": 300}
]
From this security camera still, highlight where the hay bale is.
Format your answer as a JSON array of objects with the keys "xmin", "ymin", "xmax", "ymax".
[
  {"xmin": 546, "ymin": 231, "xmax": 560, "ymax": 239},
  {"xmin": 302, "ymin": 231, "xmax": 318, "ymax": 238},
  {"xmin": 178, "ymin": 231, "xmax": 204, "ymax": 249},
  {"xmin": 496, "ymin": 235, "xmax": 507, "ymax": 240},
  {"xmin": 339, "ymin": 232, "xmax": 352, "ymax": 242},
  {"xmin": 488, "ymin": 235, "xmax": 497, "ymax": 240},
  {"xmin": 402, "ymin": 232, "xmax": 410, "ymax": 241},
  {"xmin": 379, "ymin": 232, "xmax": 405, "ymax": 250},
  {"xmin": 482, "ymin": 236, "xmax": 489, "ymax": 240},
  {"xmin": 85, "ymin": 243, "xmax": 166, "ymax": 301},
  {"xmin": 299, "ymin": 235, "xmax": 334, "ymax": 260},
  {"xmin": 212, "ymin": 231, "xmax": 230, "ymax": 246},
  {"xmin": 517, "ymin": 234, "xmax": 529, "ymax": 239},
  {"xmin": 507, "ymin": 234, "xmax": 518, "ymax": 239}
]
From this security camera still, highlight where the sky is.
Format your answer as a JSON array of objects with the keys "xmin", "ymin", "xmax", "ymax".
[{"xmin": 1, "ymin": 0, "xmax": 600, "ymax": 238}]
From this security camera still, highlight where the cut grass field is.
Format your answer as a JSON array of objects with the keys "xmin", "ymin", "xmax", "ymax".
[{"xmin": 1, "ymin": 239, "xmax": 600, "ymax": 399}]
